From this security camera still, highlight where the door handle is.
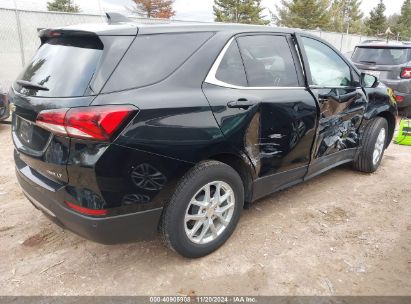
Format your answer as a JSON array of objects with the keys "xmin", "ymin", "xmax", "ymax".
[
  {"xmin": 318, "ymin": 93, "xmax": 339, "ymax": 103},
  {"xmin": 227, "ymin": 98, "xmax": 255, "ymax": 109}
]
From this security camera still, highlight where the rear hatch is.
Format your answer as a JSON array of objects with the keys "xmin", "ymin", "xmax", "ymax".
[
  {"xmin": 351, "ymin": 46, "xmax": 410, "ymax": 81},
  {"xmin": 11, "ymin": 27, "xmax": 136, "ymax": 184}
]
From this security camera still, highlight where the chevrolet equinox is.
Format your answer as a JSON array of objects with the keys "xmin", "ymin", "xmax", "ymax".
[{"xmin": 10, "ymin": 15, "xmax": 397, "ymax": 258}]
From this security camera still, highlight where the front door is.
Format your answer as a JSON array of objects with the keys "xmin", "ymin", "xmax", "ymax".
[
  {"xmin": 297, "ymin": 35, "xmax": 368, "ymax": 177},
  {"xmin": 202, "ymin": 33, "xmax": 318, "ymax": 199}
]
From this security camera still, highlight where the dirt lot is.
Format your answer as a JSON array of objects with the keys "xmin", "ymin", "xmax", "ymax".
[{"xmin": 0, "ymin": 120, "xmax": 410, "ymax": 296}]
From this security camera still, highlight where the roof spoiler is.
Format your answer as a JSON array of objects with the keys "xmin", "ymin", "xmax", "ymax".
[
  {"xmin": 106, "ymin": 12, "xmax": 132, "ymax": 24},
  {"xmin": 38, "ymin": 28, "xmax": 98, "ymax": 45}
]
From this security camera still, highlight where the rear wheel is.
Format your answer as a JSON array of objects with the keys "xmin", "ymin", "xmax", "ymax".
[
  {"xmin": 353, "ymin": 117, "xmax": 388, "ymax": 173},
  {"xmin": 161, "ymin": 160, "xmax": 244, "ymax": 258}
]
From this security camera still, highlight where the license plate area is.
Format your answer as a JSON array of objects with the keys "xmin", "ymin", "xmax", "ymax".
[
  {"xmin": 13, "ymin": 115, "xmax": 52, "ymax": 153},
  {"xmin": 18, "ymin": 118, "xmax": 34, "ymax": 144}
]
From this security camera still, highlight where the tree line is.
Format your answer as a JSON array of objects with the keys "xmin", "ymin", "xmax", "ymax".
[
  {"xmin": 46, "ymin": 0, "xmax": 411, "ymax": 40},
  {"xmin": 275, "ymin": 0, "xmax": 411, "ymax": 40}
]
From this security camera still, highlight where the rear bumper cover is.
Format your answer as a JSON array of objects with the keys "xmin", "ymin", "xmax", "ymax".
[
  {"xmin": 393, "ymin": 91, "xmax": 411, "ymax": 109},
  {"xmin": 16, "ymin": 167, "xmax": 163, "ymax": 244},
  {"xmin": 377, "ymin": 80, "xmax": 411, "ymax": 109}
]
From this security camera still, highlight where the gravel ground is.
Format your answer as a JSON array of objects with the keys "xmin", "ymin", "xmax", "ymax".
[{"xmin": 0, "ymin": 120, "xmax": 410, "ymax": 296}]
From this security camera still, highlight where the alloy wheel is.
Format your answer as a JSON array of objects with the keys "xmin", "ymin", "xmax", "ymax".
[
  {"xmin": 184, "ymin": 181, "xmax": 235, "ymax": 244},
  {"xmin": 373, "ymin": 128, "xmax": 386, "ymax": 165}
]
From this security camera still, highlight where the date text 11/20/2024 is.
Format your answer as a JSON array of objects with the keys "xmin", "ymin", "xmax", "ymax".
[{"xmin": 149, "ymin": 296, "xmax": 257, "ymax": 303}]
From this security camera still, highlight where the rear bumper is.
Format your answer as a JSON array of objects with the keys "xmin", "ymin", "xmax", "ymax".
[
  {"xmin": 393, "ymin": 91, "xmax": 411, "ymax": 109},
  {"xmin": 16, "ymin": 167, "xmax": 163, "ymax": 244},
  {"xmin": 377, "ymin": 80, "xmax": 411, "ymax": 109}
]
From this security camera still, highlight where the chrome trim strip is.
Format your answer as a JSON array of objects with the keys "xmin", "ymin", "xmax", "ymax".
[
  {"xmin": 309, "ymin": 85, "xmax": 361, "ymax": 89},
  {"xmin": 23, "ymin": 190, "xmax": 56, "ymax": 218},
  {"xmin": 204, "ymin": 37, "xmax": 306, "ymax": 90},
  {"xmin": 204, "ymin": 37, "xmax": 235, "ymax": 87}
]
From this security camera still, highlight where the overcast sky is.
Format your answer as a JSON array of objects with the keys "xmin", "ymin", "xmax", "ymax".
[{"xmin": 0, "ymin": 0, "xmax": 405, "ymax": 21}]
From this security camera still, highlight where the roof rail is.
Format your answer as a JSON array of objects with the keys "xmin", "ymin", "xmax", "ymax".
[{"xmin": 106, "ymin": 12, "xmax": 132, "ymax": 24}]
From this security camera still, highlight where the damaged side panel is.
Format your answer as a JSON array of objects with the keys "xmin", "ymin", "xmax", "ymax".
[
  {"xmin": 202, "ymin": 83, "xmax": 318, "ymax": 194},
  {"xmin": 310, "ymin": 87, "xmax": 366, "ymax": 159},
  {"xmin": 359, "ymin": 85, "xmax": 397, "ymax": 147}
]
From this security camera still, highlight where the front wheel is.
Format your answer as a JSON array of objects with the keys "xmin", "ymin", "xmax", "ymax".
[
  {"xmin": 353, "ymin": 117, "xmax": 388, "ymax": 173},
  {"xmin": 160, "ymin": 160, "xmax": 244, "ymax": 258}
]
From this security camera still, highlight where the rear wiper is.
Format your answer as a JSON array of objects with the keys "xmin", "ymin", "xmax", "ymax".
[
  {"xmin": 359, "ymin": 60, "xmax": 377, "ymax": 65},
  {"xmin": 16, "ymin": 80, "xmax": 49, "ymax": 91}
]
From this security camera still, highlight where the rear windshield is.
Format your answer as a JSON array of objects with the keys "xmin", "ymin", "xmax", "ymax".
[
  {"xmin": 15, "ymin": 36, "xmax": 103, "ymax": 97},
  {"xmin": 352, "ymin": 47, "xmax": 410, "ymax": 65},
  {"xmin": 102, "ymin": 32, "xmax": 213, "ymax": 93}
]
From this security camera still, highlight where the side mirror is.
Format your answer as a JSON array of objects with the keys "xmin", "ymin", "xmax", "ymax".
[{"xmin": 361, "ymin": 73, "xmax": 379, "ymax": 88}]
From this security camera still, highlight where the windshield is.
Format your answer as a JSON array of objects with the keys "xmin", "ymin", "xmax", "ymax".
[
  {"xmin": 15, "ymin": 36, "xmax": 103, "ymax": 97},
  {"xmin": 352, "ymin": 47, "xmax": 410, "ymax": 65}
]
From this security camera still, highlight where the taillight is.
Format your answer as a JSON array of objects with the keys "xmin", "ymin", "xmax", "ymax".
[
  {"xmin": 64, "ymin": 201, "xmax": 108, "ymax": 216},
  {"xmin": 36, "ymin": 108, "xmax": 68, "ymax": 135},
  {"xmin": 395, "ymin": 94, "xmax": 404, "ymax": 103},
  {"xmin": 65, "ymin": 106, "xmax": 135, "ymax": 140},
  {"xmin": 36, "ymin": 105, "xmax": 136, "ymax": 141},
  {"xmin": 400, "ymin": 68, "xmax": 411, "ymax": 79}
]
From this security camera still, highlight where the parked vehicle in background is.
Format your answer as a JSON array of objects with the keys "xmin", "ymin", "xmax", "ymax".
[
  {"xmin": 351, "ymin": 41, "xmax": 411, "ymax": 117},
  {"xmin": 343, "ymin": 51, "xmax": 353, "ymax": 60},
  {"xmin": 9, "ymin": 16, "xmax": 397, "ymax": 258},
  {"xmin": 360, "ymin": 39, "xmax": 385, "ymax": 44},
  {"xmin": 0, "ymin": 86, "xmax": 10, "ymax": 121}
]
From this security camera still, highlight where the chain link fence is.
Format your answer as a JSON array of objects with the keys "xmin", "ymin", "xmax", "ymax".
[
  {"xmin": 0, "ymin": 8, "xmax": 384, "ymax": 90},
  {"xmin": 0, "ymin": 8, "xmax": 182, "ymax": 89}
]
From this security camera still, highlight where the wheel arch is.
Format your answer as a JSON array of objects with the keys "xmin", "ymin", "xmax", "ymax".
[
  {"xmin": 376, "ymin": 111, "xmax": 396, "ymax": 148},
  {"xmin": 363, "ymin": 107, "xmax": 396, "ymax": 149},
  {"xmin": 208, "ymin": 153, "xmax": 255, "ymax": 204}
]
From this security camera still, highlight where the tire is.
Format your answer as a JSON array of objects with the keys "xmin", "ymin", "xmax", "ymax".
[
  {"xmin": 353, "ymin": 117, "xmax": 388, "ymax": 173},
  {"xmin": 161, "ymin": 160, "xmax": 244, "ymax": 258}
]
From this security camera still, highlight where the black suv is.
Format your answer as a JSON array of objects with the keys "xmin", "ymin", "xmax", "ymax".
[
  {"xmin": 351, "ymin": 41, "xmax": 411, "ymax": 117},
  {"xmin": 10, "ymin": 17, "xmax": 397, "ymax": 258}
]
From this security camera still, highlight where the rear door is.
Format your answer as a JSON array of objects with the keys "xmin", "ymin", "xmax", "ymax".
[
  {"xmin": 297, "ymin": 35, "xmax": 368, "ymax": 177},
  {"xmin": 203, "ymin": 33, "xmax": 318, "ymax": 199}
]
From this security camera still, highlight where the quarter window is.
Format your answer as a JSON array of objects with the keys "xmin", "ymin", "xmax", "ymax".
[
  {"xmin": 302, "ymin": 37, "xmax": 352, "ymax": 87},
  {"xmin": 237, "ymin": 35, "xmax": 299, "ymax": 87},
  {"xmin": 103, "ymin": 32, "xmax": 213, "ymax": 93},
  {"xmin": 215, "ymin": 40, "xmax": 247, "ymax": 87}
]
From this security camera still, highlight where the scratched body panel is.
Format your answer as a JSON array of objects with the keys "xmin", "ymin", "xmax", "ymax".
[
  {"xmin": 202, "ymin": 83, "xmax": 317, "ymax": 178},
  {"xmin": 311, "ymin": 87, "xmax": 368, "ymax": 158}
]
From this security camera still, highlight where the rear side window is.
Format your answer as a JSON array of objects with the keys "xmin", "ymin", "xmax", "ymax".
[
  {"xmin": 15, "ymin": 36, "xmax": 103, "ymax": 97},
  {"xmin": 215, "ymin": 40, "xmax": 247, "ymax": 86},
  {"xmin": 352, "ymin": 47, "xmax": 410, "ymax": 65},
  {"xmin": 237, "ymin": 35, "xmax": 299, "ymax": 87},
  {"xmin": 103, "ymin": 32, "xmax": 213, "ymax": 92}
]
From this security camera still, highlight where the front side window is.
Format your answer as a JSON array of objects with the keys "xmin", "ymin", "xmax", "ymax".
[
  {"xmin": 302, "ymin": 37, "xmax": 352, "ymax": 87},
  {"xmin": 237, "ymin": 35, "xmax": 299, "ymax": 87}
]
